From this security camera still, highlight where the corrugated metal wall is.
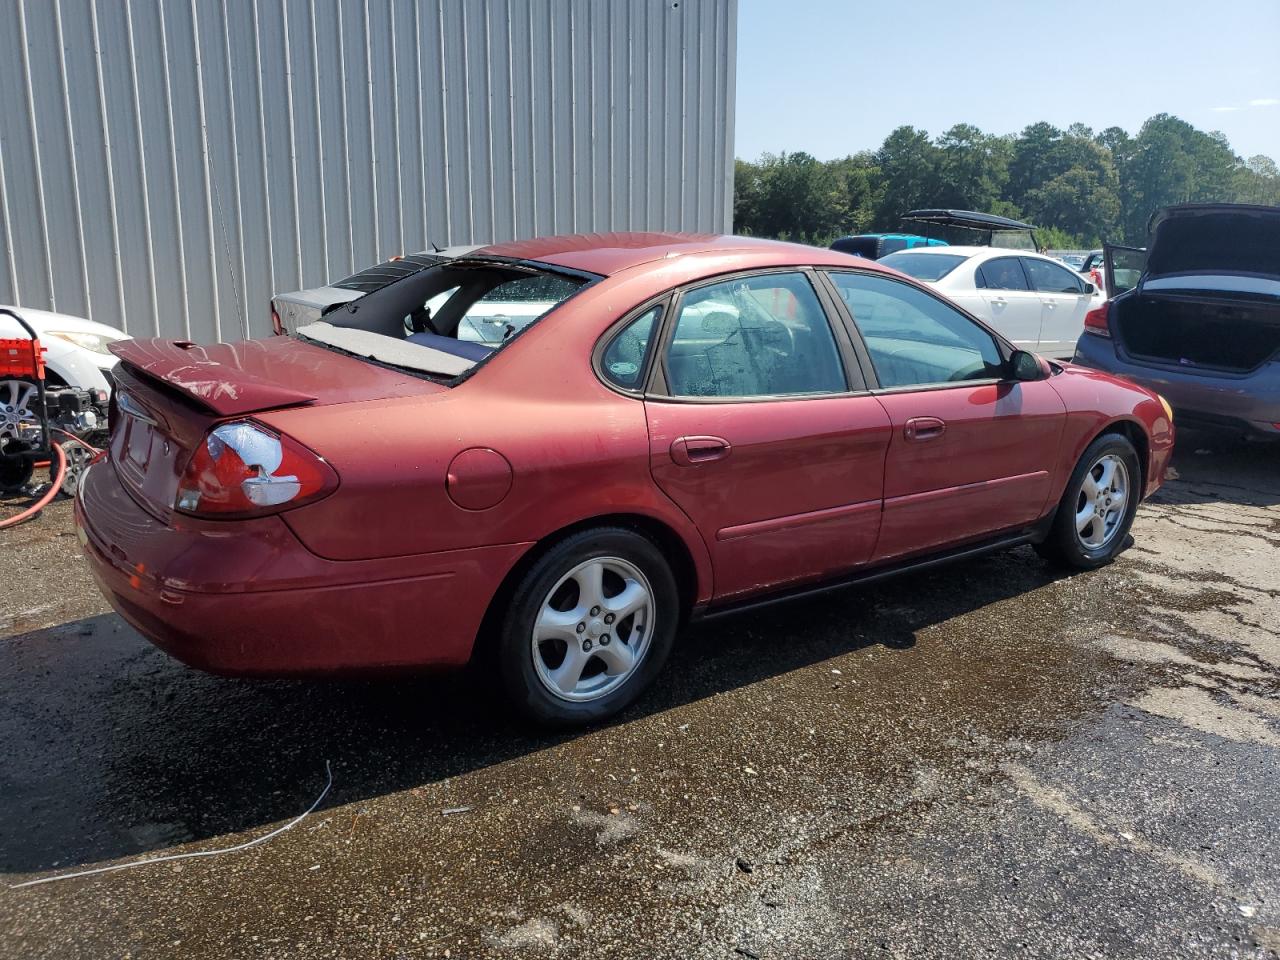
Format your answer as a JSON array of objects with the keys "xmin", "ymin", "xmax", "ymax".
[{"xmin": 0, "ymin": 0, "xmax": 737, "ymax": 341}]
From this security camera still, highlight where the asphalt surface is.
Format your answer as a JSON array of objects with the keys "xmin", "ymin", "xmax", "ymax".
[{"xmin": 1, "ymin": 430, "xmax": 1278, "ymax": 959}]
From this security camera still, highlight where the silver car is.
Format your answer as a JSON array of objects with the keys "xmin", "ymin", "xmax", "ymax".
[{"xmin": 1073, "ymin": 204, "xmax": 1280, "ymax": 439}]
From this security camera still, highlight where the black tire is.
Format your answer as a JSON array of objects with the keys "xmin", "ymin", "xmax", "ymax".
[
  {"xmin": 497, "ymin": 526, "xmax": 680, "ymax": 727},
  {"xmin": 1035, "ymin": 432, "xmax": 1142, "ymax": 570}
]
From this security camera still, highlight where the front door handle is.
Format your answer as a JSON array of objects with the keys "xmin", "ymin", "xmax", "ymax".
[
  {"xmin": 904, "ymin": 417, "xmax": 946, "ymax": 442},
  {"xmin": 670, "ymin": 435, "xmax": 732, "ymax": 466}
]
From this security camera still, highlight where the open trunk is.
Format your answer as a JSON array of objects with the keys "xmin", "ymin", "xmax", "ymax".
[{"xmin": 1112, "ymin": 293, "xmax": 1280, "ymax": 373}]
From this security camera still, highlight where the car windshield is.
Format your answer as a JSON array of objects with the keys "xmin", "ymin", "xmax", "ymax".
[
  {"xmin": 297, "ymin": 261, "xmax": 591, "ymax": 378},
  {"xmin": 878, "ymin": 252, "xmax": 968, "ymax": 281}
]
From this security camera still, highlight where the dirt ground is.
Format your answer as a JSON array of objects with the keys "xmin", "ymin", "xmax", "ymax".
[{"xmin": 1, "ymin": 429, "xmax": 1277, "ymax": 959}]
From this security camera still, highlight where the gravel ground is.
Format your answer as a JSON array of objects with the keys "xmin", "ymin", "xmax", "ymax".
[{"xmin": 1, "ymin": 429, "xmax": 1277, "ymax": 959}]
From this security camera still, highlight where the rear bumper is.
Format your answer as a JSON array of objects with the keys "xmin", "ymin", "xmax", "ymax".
[
  {"xmin": 74, "ymin": 460, "xmax": 532, "ymax": 675},
  {"xmin": 1073, "ymin": 333, "xmax": 1280, "ymax": 437}
]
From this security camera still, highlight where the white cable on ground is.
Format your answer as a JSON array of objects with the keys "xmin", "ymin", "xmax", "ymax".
[{"xmin": 9, "ymin": 760, "xmax": 333, "ymax": 890}]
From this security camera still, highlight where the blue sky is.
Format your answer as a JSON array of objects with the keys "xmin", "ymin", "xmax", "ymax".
[{"xmin": 735, "ymin": 0, "xmax": 1280, "ymax": 162}]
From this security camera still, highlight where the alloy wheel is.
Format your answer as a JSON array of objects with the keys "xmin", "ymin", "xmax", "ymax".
[
  {"xmin": 1075, "ymin": 453, "xmax": 1129, "ymax": 550},
  {"xmin": 0, "ymin": 380, "xmax": 38, "ymax": 442},
  {"xmin": 530, "ymin": 556, "xmax": 655, "ymax": 703}
]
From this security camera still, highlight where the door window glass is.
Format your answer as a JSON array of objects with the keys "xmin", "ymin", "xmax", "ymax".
[
  {"xmin": 664, "ymin": 273, "xmax": 846, "ymax": 398},
  {"xmin": 1023, "ymin": 257, "xmax": 1085, "ymax": 294},
  {"xmin": 827, "ymin": 272, "xmax": 1004, "ymax": 388},
  {"xmin": 600, "ymin": 306, "xmax": 661, "ymax": 390},
  {"xmin": 974, "ymin": 257, "xmax": 1029, "ymax": 291}
]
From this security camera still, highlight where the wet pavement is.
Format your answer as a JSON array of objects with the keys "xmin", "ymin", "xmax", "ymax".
[{"xmin": 1, "ymin": 430, "xmax": 1278, "ymax": 959}]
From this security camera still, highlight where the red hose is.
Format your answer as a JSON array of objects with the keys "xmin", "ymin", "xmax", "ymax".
[{"xmin": 0, "ymin": 441, "xmax": 66, "ymax": 529}]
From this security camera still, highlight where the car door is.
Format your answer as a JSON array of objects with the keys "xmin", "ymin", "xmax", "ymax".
[
  {"xmin": 822, "ymin": 269, "xmax": 1068, "ymax": 563},
  {"xmin": 971, "ymin": 256, "xmax": 1042, "ymax": 351},
  {"xmin": 638, "ymin": 269, "xmax": 894, "ymax": 601},
  {"xmin": 1104, "ymin": 243, "xmax": 1147, "ymax": 297},
  {"xmin": 1022, "ymin": 256, "xmax": 1095, "ymax": 358}
]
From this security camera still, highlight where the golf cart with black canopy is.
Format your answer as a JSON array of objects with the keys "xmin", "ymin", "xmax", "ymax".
[{"xmin": 901, "ymin": 209, "xmax": 1041, "ymax": 251}]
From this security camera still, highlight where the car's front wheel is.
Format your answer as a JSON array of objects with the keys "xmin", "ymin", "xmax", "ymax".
[
  {"xmin": 1035, "ymin": 432, "xmax": 1142, "ymax": 569},
  {"xmin": 498, "ymin": 527, "xmax": 679, "ymax": 726}
]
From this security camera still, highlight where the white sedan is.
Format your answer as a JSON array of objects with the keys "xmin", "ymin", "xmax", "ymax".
[{"xmin": 877, "ymin": 246, "xmax": 1105, "ymax": 358}]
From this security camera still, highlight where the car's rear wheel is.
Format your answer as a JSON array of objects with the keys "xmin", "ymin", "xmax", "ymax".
[
  {"xmin": 1035, "ymin": 432, "xmax": 1141, "ymax": 569},
  {"xmin": 497, "ymin": 527, "xmax": 679, "ymax": 726}
]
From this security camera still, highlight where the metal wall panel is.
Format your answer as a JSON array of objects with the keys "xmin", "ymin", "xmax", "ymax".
[{"xmin": 0, "ymin": 0, "xmax": 737, "ymax": 341}]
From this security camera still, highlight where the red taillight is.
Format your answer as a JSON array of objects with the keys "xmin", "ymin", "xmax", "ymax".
[
  {"xmin": 1083, "ymin": 301, "xmax": 1111, "ymax": 338},
  {"xmin": 175, "ymin": 421, "xmax": 337, "ymax": 518},
  {"xmin": 271, "ymin": 306, "xmax": 284, "ymax": 335}
]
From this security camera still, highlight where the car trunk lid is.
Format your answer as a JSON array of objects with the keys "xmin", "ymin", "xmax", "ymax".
[
  {"xmin": 106, "ymin": 336, "xmax": 446, "ymax": 520},
  {"xmin": 1143, "ymin": 204, "xmax": 1280, "ymax": 288}
]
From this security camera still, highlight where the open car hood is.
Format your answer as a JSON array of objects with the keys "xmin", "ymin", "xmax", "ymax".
[{"xmin": 1145, "ymin": 204, "xmax": 1280, "ymax": 285}]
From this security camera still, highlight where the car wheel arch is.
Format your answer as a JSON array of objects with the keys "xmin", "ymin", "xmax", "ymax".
[
  {"xmin": 468, "ymin": 512, "xmax": 704, "ymax": 666},
  {"xmin": 1069, "ymin": 418, "xmax": 1149, "ymax": 496}
]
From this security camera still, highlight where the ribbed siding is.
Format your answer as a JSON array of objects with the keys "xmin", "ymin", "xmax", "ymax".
[{"xmin": 0, "ymin": 0, "xmax": 737, "ymax": 341}]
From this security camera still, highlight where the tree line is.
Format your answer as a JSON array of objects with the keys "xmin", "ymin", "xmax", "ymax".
[{"xmin": 733, "ymin": 113, "xmax": 1280, "ymax": 249}]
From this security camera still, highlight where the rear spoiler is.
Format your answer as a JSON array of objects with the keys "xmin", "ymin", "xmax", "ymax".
[{"xmin": 109, "ymin": 338, "xmax": 317, "ymax": 416}]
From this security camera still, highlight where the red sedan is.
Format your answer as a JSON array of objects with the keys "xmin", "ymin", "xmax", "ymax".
[{"xmin": 76, "ymin": 233, "xmax": 1174, "ymax": 725}]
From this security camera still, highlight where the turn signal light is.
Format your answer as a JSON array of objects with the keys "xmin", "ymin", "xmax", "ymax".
[
  {"xmin": 1083, "ymin": 301, "xmax": 1111, "ymax": 337},
  {"xmin": 175, "ymin": 421, "xmax": 337, "ymax": 518}
]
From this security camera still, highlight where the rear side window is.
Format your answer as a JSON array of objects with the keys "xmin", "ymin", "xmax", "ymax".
[
  {"xmin": 975, "ymin": 257, "xmax": 1029, "ymax": 291},
  {"xmin": 664, "ymin": 272, "xmax": 846, "ymax": 399},
  {"xmin": 878, "ymin": 252, "xmax": 968, "ymax": 281},
  {"xmin": 600, "ymin": 306, "xmax": 661, "ymax": 390},
  {"xmin": 1023, "ymin": 257, "xmax": 1086, "ymax": 294},
  {"xmin": 827, "ymin": 272, "xmax": 1004, "ymax": 388}
]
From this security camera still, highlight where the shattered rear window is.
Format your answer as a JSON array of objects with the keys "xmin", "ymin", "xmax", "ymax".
[{"xmin": 331, "ymin": 254, "xmax": 446, "ymax": 293}]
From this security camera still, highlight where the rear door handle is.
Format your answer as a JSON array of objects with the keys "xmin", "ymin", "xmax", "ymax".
[
  {"xmin": 904, "ymin": 417, "xmax": 946, "ymax": 442},
  {"xmin": 670, "ymin": 435, "xmax": 732, "ymax": 466}
]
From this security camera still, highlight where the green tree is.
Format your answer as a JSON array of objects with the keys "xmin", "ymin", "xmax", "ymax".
[
  {"xmin": 933, "ymin": 124, "xmax": 1013, "ymax": 212},
  {"xmin": 1119, "ymin": 114, "xmax": 1241, "ymax": 241},
  {"xmin": 871, "ymin": 126, "xmax": 941, "ymax": 229},
  {"xmin": 734, "ymin": 151, "xmax": 847, "ymax": 244},
  {"xmin": 731, "ymin": 113, "xmax": 1277, "ymax": 249}
]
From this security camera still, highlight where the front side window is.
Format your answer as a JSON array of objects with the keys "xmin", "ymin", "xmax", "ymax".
[
  {"xmin": 975, "ymin": 257, "xmax": 1029, "ymax": 291},
  {"xmin": 600, "ymin": 306, "xmax": 661, "ymax": 390},
  {"xmin": 1023, "ymin": 257, "xmax": 1085, "ymax": 294},
  {"xmin": 664, "ymin": 272, "xmax": 846, "ymax": 398},
  {"xmin": 826, "ymin": 272, "xmax": 1004, "ymax": 389}
]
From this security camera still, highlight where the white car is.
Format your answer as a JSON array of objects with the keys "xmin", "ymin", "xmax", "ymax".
[
  {"xmin": 876, "ymin": 247, "xmax": 1105, "ymax": 358},
  {"xmin": 0, "ymin": 305, "xmax": 126, "ymax": 395}
]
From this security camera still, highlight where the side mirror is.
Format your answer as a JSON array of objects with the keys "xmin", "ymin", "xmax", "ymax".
[
  {"xmin": 1008, "ymin": 349, "xmax": 1046, "ymax": 382},
  {"xmin": 1082, "ymin": 281, "xmax": 1096, "ymax": 295}
]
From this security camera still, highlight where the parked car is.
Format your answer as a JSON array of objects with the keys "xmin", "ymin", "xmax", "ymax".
[
  {"xmin": 1073, "ymin": 203, "xmax": 1280, "ymax": 440},
  {"xmin": 0, "ymin": 305, "xmax": 123, "ymax": 446},
  {"xmin": 270, "ymin": 247, "xmax": 480, "ymax": 335},
  {"xmin": 877, "ymin": 246, "xmax": 1106, "ymax": 358},
  {"xmin": 829, "ymin": 233, "xmax": 948, "ymax": 260},
  {"xmin": 77, "ymin": 233, "xmax": 1173, "ymax": 726}
]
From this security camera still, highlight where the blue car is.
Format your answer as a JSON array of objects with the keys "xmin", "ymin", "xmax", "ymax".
[{"xmin": 829, "ymin": 233, "xmax": 948, "ymax": 260}]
